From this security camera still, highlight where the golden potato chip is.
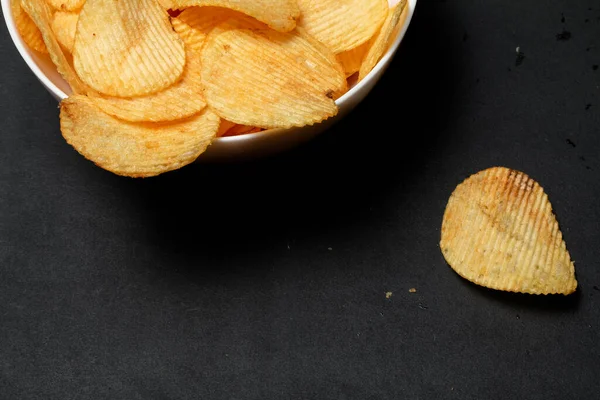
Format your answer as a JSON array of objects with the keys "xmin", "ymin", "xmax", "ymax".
[
  {"xmin": 201, "ymin": 22, "xmax": 347, "ymax": 129},
  {"xmin": 216, "ymin": 119, "xmax": 237, "ymax": 137},
  {"xmin": 21, "ymin": 0, "xmax": 90, "ymax": 94},
  {"xmin": 11, "ymin": 0, "xmax": 47, "ymax": 53},
  {"xmin": 73, "ymin": 0, "xmax": 186, "ymax": 97},
  {"xmin": 336, "ymin": 40, "xmax": 371, "ymax": 77},
  {"xmin": 440, "ymin": 167, "xmax": 577, "ymax": 295},
  {"xmin": 51, "ymin": 10, "xmax": 78, "ymax": 53},
  {"xmin": 169, "ymin": 6, "xmax": 244, "ymax": 52},
  {"xmin": 358, "ymin": 0, "xmax": 408, "ymax": 82},
  {"xmin": 46, "ymin": 0, "xmax": 85, "ymax": 11},
  {"xmin": 296, "ymin": 0, "xmax": 388, "ymax": 54},
  {"xmin": 60, "ymin": 95, "xmax": 220, "ymax": 177},
  {"xmin": 88, "ymin": 33, "xmax": 206, "ymax": 122},
  {"xmin": 159, "ymin": 0, "xmax": 300, "ymax": 32},
  {"xmin": 178, "ymin": 6, "xmax": 241, "ymax": 30},
  {"xmin": 222, "ymin": 124, "xmax": 262, "ymax": 137}
]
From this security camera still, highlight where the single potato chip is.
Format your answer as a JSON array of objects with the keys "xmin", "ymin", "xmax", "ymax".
[
  {"xmin": 336, "ymin": 40, "xmax": 371, "ymax": 78},
  {"xmin": 296, "ymin": 0, "xmax": 388, "ymax": 54},
  {"xmin": 11, "ymin": 0, "xmax": 47, "ymax": 53},
  {"xmin": 359, "ymin": 0, "xmax": 408, "ymax": 82},
  {"xmin": 88, "ymin": 24, "xmax": 207, "ymax": 123},
  {"xmin": 159, "ymin": 0, "xmax": 300, "ymax": 32},
  {"xmin": 201, "ymin": 22, "xmax": 347, "ymax": 129},
  {"xmin": 440, "ymin": 167, "xmax": 577, "ymax": 295},
  {"xmin": 46, "ymin": 0, "xmax": 85, "ymax": 11},
  {"xmin": 73, "ymin": 0, "xmax": 186, "ymax": 97},
  {"xmin": 51, "ymin": 10, "xmax": 78, "ymax": 53},
  {"xmin": 21, "ymin": 0, "xmax": 90, "ymax": 94},
  {"xmin": 60, "ymin": 95, "xmax": 220, "ymax": 177}
]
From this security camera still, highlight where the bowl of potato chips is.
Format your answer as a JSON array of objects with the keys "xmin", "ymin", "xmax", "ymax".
[{"xmin": 3, "ymin": 0, "xmax": 416, "ymax": 177}]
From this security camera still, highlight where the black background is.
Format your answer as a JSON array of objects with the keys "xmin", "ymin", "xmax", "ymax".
[{"xmin": 1, "ymin": 1, "xmax": 600, "ymax": 399}]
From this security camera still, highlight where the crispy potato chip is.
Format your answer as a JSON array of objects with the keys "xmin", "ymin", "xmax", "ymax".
[
  {"xmin": 336, "ymin": 40, "xmax": 371, "ymax": 77},
  {"xmin": 73, "ymin": 0, "xmax": 186, "ymax": 97},
  {"xmin": 169, "ymin": 6, "xmax": 245, "ymax": 52},
  {"xmin": 216, "ymin": 119, "xmax": 237, "ymax": 137},
  {"xmin": 358, "ymin": 0, "xmax": 408, "ymax": 82},
  {"xmin": 51, "ymin": 10, "xmax": 78, "ymax": 53},
  {"xmin": 222, "ymin": 124, "xmax": 262, "ymax": 137},
  {"xmin": 158, "ymin": 0, "xmax": 300, "ymax": 32},
  {"xmin": 88, "ymin": 25, "xmax": 207, "ymax": 123},
  {"xmin": 11, "ymin": 0, "xmax": 47, "ymax": 53},
  {"xmin": 21, "ymin": 0, "xmax": 90, "ymax": 93},
  {"xmin": 440, "ymin": 167, "xmax": 577, "ymax": 295},
  {"xmin": 296, "ymin": 0, "xmax": 388, "ymax": 54},
  {"xmin": 201, "ymin": 22, "xmax": 347, "ymax": 129},
  {"xmin": 60, "ymin": 95, "xmax": 220, "ymax": 177},
  {"xmin": 46, "ymin": 0, "xmax": 85, "ymax": 11}
]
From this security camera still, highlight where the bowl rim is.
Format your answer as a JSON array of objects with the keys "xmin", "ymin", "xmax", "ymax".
[{"xmin": 2, "ymin": 0, "xmax": 417, "ymax": 144}]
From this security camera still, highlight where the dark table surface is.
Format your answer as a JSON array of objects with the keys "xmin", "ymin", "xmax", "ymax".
[{"xmin": 2, "ymin": 1, "xmax": 600, "ymax": 399}]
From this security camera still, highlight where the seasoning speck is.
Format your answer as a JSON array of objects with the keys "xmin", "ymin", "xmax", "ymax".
[
  {"xmin": 515, "ymin": 50, "xmax": 525, "ymax": 66},
  {"xmin": 556, "ymin": 30, "xmax": 572, "ymax": 41}
]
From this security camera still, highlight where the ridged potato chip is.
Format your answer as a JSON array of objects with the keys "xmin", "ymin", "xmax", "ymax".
[
  {"xmin": 60, "ymin": 95, "xmax": 220, "ymax": 177},
  {"xmin": 296, "ymin": 0, "xmax": 388, "ymax": 54},
  {"xmin": 46, "ymin": 0, "xmax": 85, "ymax": 11},
  {"xmin": 222, "ymin": 124, "xmax": 262, "ymax": 137},
  {"xmin": 158, "ymin": 0, "xmax": 300, "ymax": 32},
  {"xmin": 88, "ymin": 52, "xmax": 206, "ymax": 122},
  {"xmin": 21, "ymin": 0, "xmax": 90, "ymax": 94},
  {"xmin": 11, "ymin": 0, "xmax": 47, "ymax": 53},
  {"xmin": 359, "ymin": 0, "xmax": 408, "ymax": 81},
  {"xmin": 440, "ymin": 167, "xmax": 577, "ymax": 295},
  {"xmin": 73, "ymin": 0, "xmax": 186, "ymax": 97},
  {"xmin": 336, "ymin": 40, "xmax": 371, "ymax": 77},
  {"xmin": 170, "ymin": 6, "xmax": 249, "ymax": 52},
  {"xmin": 87, "ymin": 19, "xmax": 206, "ymax": 123},
  {"xmin": 201, "ymin": 22, "xmax": 347, "ymax": 129},
  {"xmin": 216, "ymin": 119, "xmax": 237, "ymax": 137},
  {"xmin": 51, "ymin": 10, "xmax": 78, "ymax": 53}
]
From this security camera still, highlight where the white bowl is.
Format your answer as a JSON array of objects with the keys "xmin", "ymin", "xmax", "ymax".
[{"xmin": 2, "ymin": 0, "xmax": 417, "ymax": 162}]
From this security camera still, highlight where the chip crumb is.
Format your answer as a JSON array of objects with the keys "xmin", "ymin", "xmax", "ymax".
[
  {"xmin": 409, "ymin": 288, "xmax": 417, "ymax": 293},
  {"xmin": 327, "ymin": 247, "xmax": 332, "ymax": 251},
  {"xmin": 385, "ymin": 291, "xmax": 392, "ymax": 299}
]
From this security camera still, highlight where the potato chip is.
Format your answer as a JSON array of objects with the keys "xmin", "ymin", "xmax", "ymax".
[
  {"xmin": 88, "ymin": 27, "xmax": 206, "ymax": 123},
  {"xmin": 336, "ymin": 40, "xmax": 371, "ymax": 77},
  {"xmin": 60, "ymin": 95, "xmax": 220, "ymax": 177},
  {"xmin": 216, "ymin": 119, "xmax": 237, "ymax": 137},
  {"xmin": 46, "ymin": 0, "xmax": 85, "ymax": 12},
  {"xmin": 358, "ymin": 0, "xmax": 408, "ymax": 82},
  {"xmin": 21, "ymin": 0, "xmax": 90, "ymax": 94},
  {"xmin": 296, "ymin": 0, "xmax": 388, "ymax": 54},
  {"xmin": 440, "ymin": 167, "xmax": 577, "ymax": 295},
  {"xmin": 201, "ymin": 22, "xmax": 347, "ymax": 129},
  {"xmin": 159, "ymin": 0, "xmax": 300, "ymax": 32},
  {"xmin": 11, "ymin": 0, "xmax": 47, "ymax": 53},
  {"xmin": 51, "ymin": 10, "xmax": 78, "ymax": 53},
  {"xmin": 222, "ymin": 124, "xmax": 262, "ymax": 137},
  {"xmin": 169, "ymin": 6, "xmax": 245, "ymax": 52},
  {"xmin": 73, "ymin": 0, "xmax": 186, "ymax": 97}
]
